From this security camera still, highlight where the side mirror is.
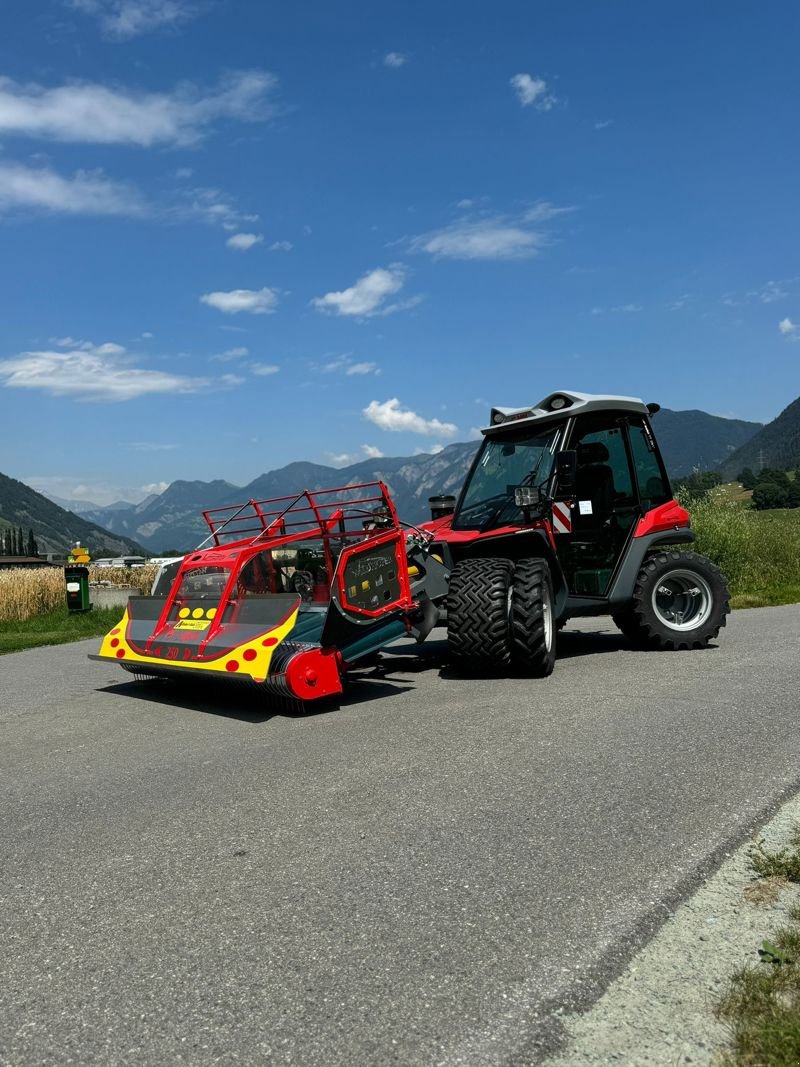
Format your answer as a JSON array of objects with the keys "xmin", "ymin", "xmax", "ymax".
[{"xmin": 555, "ymin": 450, "xmax": 577, "ymax": 488}]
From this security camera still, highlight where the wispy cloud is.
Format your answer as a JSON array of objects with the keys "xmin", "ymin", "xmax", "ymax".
[
  {"xmin": 250, "ymin": 362, "xmax": 280, "ymax": 375},
  {"xmin": 0, "ymin": 163, "xmax": 145, "ymax": 216},
  {"xmin": 409, "ymin": 201, "xmax": 572, "ymax": 261},
  {"xmin": 0, "ymin": 339, "xmax": 220, "ymax": 401},
  {"xmin": 510, "ymin": 73, "xmax": 558, "ymax": 111},
  {"xmin": 312, "ymin": 266, "xmax": 418, "ymax": 318},
  {"xmin": 174, "ymin": 185, "xmax": 258, "ymax": 230},
  {"xmin": 67, "ymin": 0, "xmax": 199, "ymax": 39},
  {"xmin": 326, "ymin": 443, "xmax": 386, "ymax": 467},
  {"xmin": 779, "ymin": 317, "xmax": 798, "ymax": 337},
  {"xmin": 0, "ymin": 70, "xmax": 276, "ymax": 146},
  {"xmin": 591, "ymin": 303, "xmax": 642, "ymax": 315},
  {"xmin": 200, "ymin": 288, "xmax": 279, "ymax": 315},
  {"xmin": 317, "ymin": 355, "xmax": 380, "ymax": 376},
  {"xmin": 226, "ymin": 232, "xmax": 263, "ymax": 250},
  {"xmin": 269, "ymin": 240, "xmax": 293, "ymax": 252},
  {"xmin": 363, "ymin": 398, "xmax": 458, "ymax": 436},
  {"xmin": 383, "ymin": 52, "xmax": 407, "ymax": 68},
  {"xmin": 594, "ymin": 119, "xmax": 613, "ymax": 130}
]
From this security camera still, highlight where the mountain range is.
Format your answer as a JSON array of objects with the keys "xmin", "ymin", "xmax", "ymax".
[
  {"xmin": 6, "ymin": 400, "xmax": 795, "ymax": 556},
  {"xmin": 46, "ymin": 406, "xmax": 763, "ymax": 553},
  {"xmin": 718, "ymin": 396, "xmax": 800, "ymax": 480},
  {"xmin": 0, "ymin": 472, "xmax": 146, "ymax": 557}
]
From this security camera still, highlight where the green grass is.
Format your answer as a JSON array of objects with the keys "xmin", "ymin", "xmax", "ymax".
[
  {"xmin": 682, "ymin": 493, "xmax": 800, "ymax": 609},
  {"xmin": 0, "ymin": 606, "xmax": 124, "ymax": 654},
  {"xmin": 717, "ymin": 832, "xmax": 800, "ymax": 1065}
]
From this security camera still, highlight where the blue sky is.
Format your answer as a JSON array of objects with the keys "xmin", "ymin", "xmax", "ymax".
[{"xmin": 0, "ymin": 0, "xmax": 798, "ymax": 505}]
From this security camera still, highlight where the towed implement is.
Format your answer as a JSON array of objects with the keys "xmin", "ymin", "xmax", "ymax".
[
  {"xmin": 90, "ymin": 482, "xmax": 447, "ymax": 704},
  {"xmin": 93, "ymin": 390, "xmax": 731, "ymax": 705}
]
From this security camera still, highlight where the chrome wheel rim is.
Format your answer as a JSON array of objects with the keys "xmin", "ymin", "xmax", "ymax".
[{"xmin": 651, "ymin": 569, "xmax": 712, "ymax": 631}]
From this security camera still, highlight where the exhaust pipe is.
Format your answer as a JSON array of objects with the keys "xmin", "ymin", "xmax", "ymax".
[{"xmin": 428, "ymin": 495, "xmax": 456, "ymax": 521}]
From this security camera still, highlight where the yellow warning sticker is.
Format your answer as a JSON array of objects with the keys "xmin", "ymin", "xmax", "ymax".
[{"xmin": 174, "ymin": 619, "xmax": 210, "ymax": 631}]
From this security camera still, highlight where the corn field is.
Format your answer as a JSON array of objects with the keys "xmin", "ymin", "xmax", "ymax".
[{"xmin": 0, "ymin": 565, "xmax": 158, "ymax": 624}]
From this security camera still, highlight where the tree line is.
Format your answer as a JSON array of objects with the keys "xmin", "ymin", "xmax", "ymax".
[
  {"xmin": 1, "ymin": 527, "xmax": 40, "ymax": 556},
  {"xmin": 675, "ymin": 468, "xmax": 800, "ymax": 510}
]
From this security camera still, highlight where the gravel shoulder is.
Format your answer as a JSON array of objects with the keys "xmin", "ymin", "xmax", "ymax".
[{"xmin": 544, "ymin": 792, "xmax": 800, "ymax": 1066}]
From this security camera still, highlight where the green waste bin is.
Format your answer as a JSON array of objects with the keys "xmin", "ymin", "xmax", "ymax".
[{"xmin": 65, "ymin": 565, "xmax": 92, "ymax": 613}]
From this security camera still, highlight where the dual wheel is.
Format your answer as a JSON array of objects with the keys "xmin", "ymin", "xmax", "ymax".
[{"xmin": 447, "ymin": 557, "xmax": 556, "ymax": 677}]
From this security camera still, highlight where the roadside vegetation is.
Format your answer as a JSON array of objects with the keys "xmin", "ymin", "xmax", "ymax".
[
  {"xmin": 680, "ymin": 490, "xmax": 800, "ymax": 609},
  {"xmin": 717, "ymin": 829, "xmax": 800, "ymax": 1065},
  {"xmin": 0, "ymin": 605, "xmax": 126, "ymax": 654},
  {"xmin": 0, "ymin": 565, "xmax": 158, "ymax": 653}
]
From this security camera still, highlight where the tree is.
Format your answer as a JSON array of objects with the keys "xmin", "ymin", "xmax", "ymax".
[
  {"xmin": 737, "ymin": 467, "xmax": 757, "ymax": 490},
  {"xmin": 787, "ymin": 481, "xmax": 800, "ymax": 509},
  {"xmin": 752, "ymin": 481, "xmax": 789, "ymax": 510},
  {"xmin": 26, "ymin": 528, "xmax": 38, "ymax": 556},
  {"xmin": 16, "ymin": 527, "xmax": 24, "ymax": 555}
]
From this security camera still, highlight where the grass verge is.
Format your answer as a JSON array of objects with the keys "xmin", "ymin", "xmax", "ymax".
[
  {"xmin": 717, "ymin": 828, "xmax": 800, "ymax": 1064},
  {"xmin": 0, "ymin": 606, "xmax": 124, "ymax": 654}
]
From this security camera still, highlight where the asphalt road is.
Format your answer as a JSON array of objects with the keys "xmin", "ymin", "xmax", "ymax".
[{"xmin": 2, "ymin": 606, "xmax": 799, "ymax": 1066}]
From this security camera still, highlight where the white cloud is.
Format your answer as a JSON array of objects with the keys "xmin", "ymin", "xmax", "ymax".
[
  {"xmin": 751, "ymin": 280, "xmax": 789, "ymax": 303},
  {"xmin": 269, "ymin": 240, "xmax": 293, "ymax": 251},
  {"xmin": 67, "ymin": 0, "xmax": 198, "ymax": 39},
  {"xmin": 226, "ymin": 231, "xmax": 263, "ymax": 251},
  {"xmin": 594, "ymin": 119, "xmax": 613, "ymax": 130},
  {"xmin": 129, "ymin": 441, "xmax": 178, "ymax": 452},
  {"xmin": 383, "ymin": 52, "xmax": 407, "ymax": 68},
  {"xmin": 411, "ymin": 219, "xmax": 541, "ymax": 261},
  {"xmin": 779, "ymin": 317, "xmax": 798, "ymax": 336},
  {"xmin": 0, "ymin": 341, "xmax": 215, "ymax": 401},
  {"xmin": 312, "ymin": 266, "xmax": 409, "ymax": 318},
  {"xmin": 176, "ymin": 186, "xmax": 258, "ymax": 230},
  {"xmin": 211, "ymin": 345, "xmax": 249, "ymax": 362},
  {"xmin": 363, "ymin": 398, "xmax": 458, "ymax": 437},
  {"xmin": 200, "ymin": 287, "xmax": 279, "ymax": 315},
  {"xmin": 409, "ymin": 201, "xmax": 571, "ymax": 261},
  {"xmin": 326, "ymin": 443, "xmax": 386, "ymax": 467},
  {"xmin": 347, "ymin": 361, "xmax": 379, "ymax": 375},
  {"xmin": 510, "ymin": 73, "xmax": 558, "ymax": 111},
  {"xmin": 0, "ymin": 163, "xmax": 144, "ymax": 216},
  {"xmin": 250, "ymin": 362, "xmax": 280, "ymax": 375},
  {"xmin": 0, "ymin": 70, "xmax": 276, "ymax": 147}
]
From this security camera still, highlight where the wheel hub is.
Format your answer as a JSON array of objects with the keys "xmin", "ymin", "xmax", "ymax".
[{"xmin": 651, "ymin": 569, "xmax": 713, "ymax": 631}]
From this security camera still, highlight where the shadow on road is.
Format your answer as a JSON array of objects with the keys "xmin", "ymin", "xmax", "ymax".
[{"xmin": 97, "ymin": 624, "xmax": 720, "ymax": 720}]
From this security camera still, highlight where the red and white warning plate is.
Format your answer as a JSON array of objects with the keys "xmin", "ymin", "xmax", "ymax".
[{"xmin": 552, "ymin": 501, "xmax": 572, "ymax": 534}]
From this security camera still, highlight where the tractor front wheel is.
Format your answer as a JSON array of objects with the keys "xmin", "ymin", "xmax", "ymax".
[
  {"xmin": 447, "ymin": 557, "xmax": 513, "ymax": 672},
  {"xmin": 510, "ymin": 558, "xmax": 556, "ymax": 676},
  {"xmin": 613, "ymin": 550, "xmax": 730, "ymax": 650}
]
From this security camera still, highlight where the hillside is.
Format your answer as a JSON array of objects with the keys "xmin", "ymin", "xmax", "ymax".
[
  {"xmin": 719, "ymin": 395, "xmax": 800, "ymax": 480},
  {"xmin": 60, "ymin": 405, "xmax": 762, "ymax": 552},
  {"xmin": 0, "ymin": 472, "xmax": 148, "ymax": 557}
]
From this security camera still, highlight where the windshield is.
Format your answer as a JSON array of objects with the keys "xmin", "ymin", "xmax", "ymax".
[{"xmin": 454, "ymin": 426, "xmax": 562, "ymax": 529}]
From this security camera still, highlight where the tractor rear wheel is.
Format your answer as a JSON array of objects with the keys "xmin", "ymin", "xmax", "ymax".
[
  {"xmin": 613, "ymin": 550, "xmax": 730, "ymax": 650},
  {"xmin": 510, "ymin": 558, "xmax": 556, "ymax": 676},
  {"xmin": 447, "ymin": 557, "xmax": 513, "ymax": 671}
]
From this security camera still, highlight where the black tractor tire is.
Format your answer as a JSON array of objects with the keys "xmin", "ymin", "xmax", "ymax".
[
  {"xmin": 510, "ymin": 558, "xmax": 556, "ymax": 677},
  {"xmin": 447, "ymin": 557, "xmax": 514, "ymax": 671},
  {"xmin": 612, "ymin": 550, "xmax": 730, "ymax": 650}
]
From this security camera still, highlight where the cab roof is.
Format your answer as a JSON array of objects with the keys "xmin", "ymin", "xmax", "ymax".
[{"xmin": 484, "ymin": 390, "xmax": 654, "ymax": 434}]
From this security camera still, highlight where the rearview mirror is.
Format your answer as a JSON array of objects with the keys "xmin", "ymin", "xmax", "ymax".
[{"xmin": 555, "ymin": 450, "xmax": 577, "ymax": 488}]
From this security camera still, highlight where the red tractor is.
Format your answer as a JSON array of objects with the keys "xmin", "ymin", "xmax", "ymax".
[
  {"xmin": 92, "ymin": 391, "xmax": 729, "ymax": 703},
  {"xmin": 428, "ymin": 389, "xmax": 729, "ymax": 676}
]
